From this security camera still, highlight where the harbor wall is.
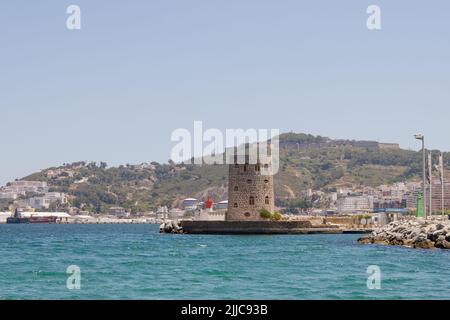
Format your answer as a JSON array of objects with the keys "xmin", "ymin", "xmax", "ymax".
[{"xmin": 180, "ymin": 220, "xmax": 342, "ymax": 234}]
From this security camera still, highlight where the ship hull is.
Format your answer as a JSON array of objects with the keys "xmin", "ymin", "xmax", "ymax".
[{"xmin": 7, "ymin": 217, "xmax": 58, "ymax": 224}]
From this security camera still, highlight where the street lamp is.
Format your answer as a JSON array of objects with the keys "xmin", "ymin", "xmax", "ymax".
[{"xmin": 414, "ymin": 134, "xmax": 427, "ymax": 218}]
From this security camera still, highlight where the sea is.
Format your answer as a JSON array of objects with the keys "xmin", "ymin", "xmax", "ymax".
[{"xmin": 1, "ymin": 224, "xmax": 449, "ymax": 300}]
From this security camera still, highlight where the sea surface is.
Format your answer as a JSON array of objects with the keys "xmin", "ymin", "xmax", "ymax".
[{"xmin": 0, "ymin": 224, "xmax": 449, "ymax": 300}]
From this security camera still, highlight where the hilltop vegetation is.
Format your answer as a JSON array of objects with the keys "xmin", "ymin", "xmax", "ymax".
[{"xmin": 17, "ymin": 133, "xmax": 449, "ymax": 214}]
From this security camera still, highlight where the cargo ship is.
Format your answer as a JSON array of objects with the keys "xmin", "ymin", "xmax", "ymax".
[{"xmin": 6, "ymin": 209, "xmax": 58, "ymax": 224}]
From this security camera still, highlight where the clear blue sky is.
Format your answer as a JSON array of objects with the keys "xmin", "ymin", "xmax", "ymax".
[{"xmin": 1, "ymin": 1, "xmax": 449, "ymax": 185}]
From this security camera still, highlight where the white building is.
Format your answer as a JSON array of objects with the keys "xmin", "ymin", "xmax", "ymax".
[
  {"xmin": 0, "ymin": 212, "xmax": 12, "ymax": 223},
  {"xmin": 182, "ymin": 198, "xmax": 199, "ymax": 210},
  {"xmin": 27, "ymin": 192, "xmax": 67, "ymax": 210},
  {"xmin": 8, "ymin": 181, "xmax": 48, "ymax": 193},
  {"xmin": 338, "ymin": 196, "xmax": 374, "ymax": 214},
  {"xmin": 195, "ymin": 209, "xmax": 226, "ymax": 221},
  {"xmin": 0, "ymin": 192, "xmax": 18, "ymax": 200},
  {"xmin": 168, "ymin": 208, "xmax": 185, "ymax": 220},
  {"xmin": 0, "ymin": 181, "xmax": 49, "ymax": 200},
  {"xmin": 213, "ymin": 200, "xmax": 228, "ymax": 210},
  {"xmin": 108, "ymin": 207, "xmax": 130, "ymax": 217}
]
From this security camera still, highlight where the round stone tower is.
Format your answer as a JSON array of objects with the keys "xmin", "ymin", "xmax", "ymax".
[{"xmin": 226, "ymin": 150, "xmax": 275, "ymax": 221}]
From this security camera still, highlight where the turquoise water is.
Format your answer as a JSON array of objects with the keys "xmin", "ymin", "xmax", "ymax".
[{"xmin": 0, "ymin": 224, "xmax": 449, "ymax": 300}]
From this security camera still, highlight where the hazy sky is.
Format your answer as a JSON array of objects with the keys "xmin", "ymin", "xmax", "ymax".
[{"xmin": 1, "ymin": 1, "xmax": 449, "ymax": 185}]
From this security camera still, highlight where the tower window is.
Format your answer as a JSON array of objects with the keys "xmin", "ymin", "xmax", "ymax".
[
  {"xmin": 247, "ymin": 179, "xmax": 252, "ymax": 184},
  {"xmin": 264, "ymin": 164, "xmax": 269, "ymax": 169},
  {"xmin": 244, "ymin": 163, "xmax": 249, "ymax": 172},
  {"xmin": 264, "ymin": 179, "xmax": 269, "ymax": 184},
  {"xmin": 255, "ymin": 164, "xmax": 260, "ymax": 171},
  {"xmin": 265, "ymin": 196, "xmax": 270, "ymax": 205},
  {"xmin": 234, "ymin": 203, "xmax": 238, "ymax": 208},
  {"xmin": 234, "ymin": 185, "xmax": 239, "ymax": 191},
  {"xmin": 249, "ymin": 196, "xmax": 255, "ymax": 205}
]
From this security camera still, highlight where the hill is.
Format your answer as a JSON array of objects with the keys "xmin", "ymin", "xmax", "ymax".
[{"xmin": 12, "ymin": 133, "xmax": 450, "ymax": 213}]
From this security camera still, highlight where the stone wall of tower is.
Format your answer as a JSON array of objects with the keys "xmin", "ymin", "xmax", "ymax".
[{"xmin": 226, "ymin": 161, "xmax": 275, "ymax": 221}]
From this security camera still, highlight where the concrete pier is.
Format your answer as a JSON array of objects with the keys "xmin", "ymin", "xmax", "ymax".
[{"xmin": 179, "ymin": 220, "xmax": 343, "ymax": 235}]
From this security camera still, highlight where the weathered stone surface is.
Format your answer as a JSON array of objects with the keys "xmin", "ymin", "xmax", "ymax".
[
  {"xmin": 442, "ymin": 240, "xmax": 450, "ymax": 249},
  {"xmin": 160, "ymin": 220, "xmax": 184, "ymax": 234},
  {"xmin": 414, "ymin": 239, "xmax": 435, "ymax": 249},
  {"xmin": 227, "ymin": 161, "xmax": 274, "ymax": 221},
  {"xmin": 179, "ymin": 220, "xmax": 342, "ymax": 234},
  {"xmin": 357, "ymin": 236, "xmax": 372, "ymax": 244},
  {"xmin": 358, "ymin": 219, "xmax": 450, "ymax": 250}
]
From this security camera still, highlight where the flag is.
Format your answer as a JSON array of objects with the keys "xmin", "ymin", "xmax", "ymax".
[
  {"xmin": 439, "ymin": 153, "xmax": 444, "ymax": 183},
  {"xmin": 426, "ymin": 152, "xmax": 432, "ymax": 184}
]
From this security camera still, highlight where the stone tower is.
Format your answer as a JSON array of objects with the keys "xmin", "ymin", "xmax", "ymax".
[{"xmin": 226, "ymin": 145, "xmax": 275, "ymax": 221}]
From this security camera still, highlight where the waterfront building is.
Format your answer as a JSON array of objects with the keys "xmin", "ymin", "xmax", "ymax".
[
  {"xmin": 108, "ymin": 207, "xmax": 130, "ymax": 217},
  {"xmin": 194, "ymin": 209, "xmax": 226, "ymax": 221},
  {"xmin": 337, "ymin": 196, "xmax": 374, "ymax": 214},
  {"xmin": 428, "ymin": 180, "xmax": 450, "ymax": 213},
  {"xmin": 0, "ymin": 212, "xmax": 12, "ymax": 223},
  {"xmin": 405, "ymin": 189, "xmax": 421, "ymax": 209},
  {"xmin": 182, "ymin": 198, "xmax": 199, "ymax": 210},
  {"xmin": 26, "ymin": 192, "xmax": 67, "ymax": 210},
  {"xmin": 168, "ymin": 208, "xmax": 185, "ymax": 219},
  {"xmin": 156, "ymin": 206, "xmax": 169, "ymax": 220},
  {"xmin": 213, "ymin": 200, "xmax": 228, "ymax": 210}
]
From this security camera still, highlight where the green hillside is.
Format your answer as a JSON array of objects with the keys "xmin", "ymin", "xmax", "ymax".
[{"xmin": 15, "ymin": 133, "xmax": 449, "ymax": 213}]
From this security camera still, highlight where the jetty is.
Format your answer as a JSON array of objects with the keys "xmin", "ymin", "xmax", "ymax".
[
  {"xmin": 159, "ymin": 219, "xmax": 373, "ymax": 235},
  {"xmin": 358, "ymin": 218, "xmax": 450, "ymax": 249}
]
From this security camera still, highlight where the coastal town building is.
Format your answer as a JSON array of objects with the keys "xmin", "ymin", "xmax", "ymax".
[
  {"xmin": 0, "ymin": 180, "xmax": 49, "ymax": 199},
  {"xmin": 182, "ymin": 198, "xmax": 199, "ymax": 210},
  {"xmin": 108, "ymin": 207, "xmax": 130, "ymax": 217},
  {"xmin": 213, "ymin": 200, "xmax": 228, "ymax": 210},
  {"xmin": 26, "ymin": 192, "xmax": 67, "ymax": 210},
  {"xmin": 0, "ymin": 192, "xmax": 18, "ymax": 200},
  {"xmin": 429, "ymin": 180, "xmax": 450, "ymax": 213},
  {"xmin": 337, "ymin": 196, "xmax": 374, "ymax": 214},
  {"xmin": 194, "ymin": 209, "xmax": 226, "ymax": 221}
]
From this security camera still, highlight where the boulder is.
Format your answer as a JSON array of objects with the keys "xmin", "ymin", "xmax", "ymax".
[
  {"xmin": 163, "ymin": 222, "xmax": 173, "ymax": 233},
  {"xmin": 357, "ymin": 236, "xmax": 372, "ymax": 244},
  {"xmin": 359, "ymin": 219, "xmax": 450, "ymax": 250},
  {"xmin": 442, "ymin": 240, "xmax": 450, "ymax": 249},
  {"xmin": 414, "ymin": 239, "xmax": 435, "ymax": 249}
]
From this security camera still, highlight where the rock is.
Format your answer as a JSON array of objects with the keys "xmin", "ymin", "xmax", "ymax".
[
  {"xmin": 359, "ymin": 219, "xmax": 450, "ymax": 250},
  {"xmin": 434, "ymin": 235, "xmax": 446, "ymax": 249},
  {"xmin": 403, "ymin": 239, "xmax": 414, "ymax": 247},
  {"xmin": 358, "ymin": 236, "xmax": 373, "ymax": 244},
  {"xmin": 163, "ymin": 222, "xmax": 173, "ymax": 233},
  {"xmin": 414, "ymin": 239, "xmax": 435, "ymax": 249},
  {"xmin": 159, "ymin": 220, "xmax": 184, "ymax": 234},
  {"xmin": 442, "ymin": 240, "xmax": 450, "ymax": 249},
  {"xmin": 436, "ymin": 223, "xmax": 446, "ymax": 230}
]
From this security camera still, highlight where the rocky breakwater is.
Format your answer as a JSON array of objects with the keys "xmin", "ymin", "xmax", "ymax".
[
  {"xmin": 358, "ymin": 219, "xmax": 450, "ymax": 249},
  {"xmin": 159, "ymin": 220, "xmax": 184, "ymax": 234}
]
